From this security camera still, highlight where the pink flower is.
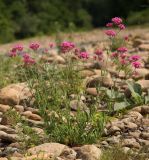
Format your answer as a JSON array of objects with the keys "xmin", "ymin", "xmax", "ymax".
[
  {"xmin": 23, "ymin": 53, "xmax": 30, "ymax": 59},
  {"xmin": 120, "ymin": 53, "xmax": 128, "ymax": 59},
  {"xmin": 112, "ymin": 17, "xmax": 122, "ymax": 25},
  {"xmin": 106, "ymin": 22, "xmax": 113, "ymax": 27},
  {"xmin": 49, "ymin": 43, "xmax": 55, "ymax": 49},
  {"xmin": 60, "ymin": 41, "xmax": 75, "ymax": 53},
  {"xmin": 94, "ymin": 49, "xmax": 103, "ymax": 56},
  {"xmin": 105, "ymin": 30, "xmax": 116, "ymax": 37},
  {"xmin": 79, "ymin": 51, "xmax": 89, "ymax": 59},
  {"xmin": 117, "ymin": 47, "xmax": 128, "ymax": 53},
  {"xmin": 12, "ymin": 44, "xmax": 23, "ymax": 52},
  {"xmin": 23, "ymin": 53, "xmax": 35, "ymax": 65},
  {"xmin": 9, "ymin": 51, "xmax": 17, "ymax": 57},
  {"xmin": 129, "ymin": 55, "xmax": 141, "ymax": 62},
  {"xmin": 124, "ymin": 36, "xmax": 129, "ymax": 41},
  {"xmin": 111, "ymin": 52, "xmax": 118, "ymax": 58},
  {"xmin": 132, "ymin": 61, "xmax": 141, "ymax": 68},
  {"xmin": 120, "ymin": 59, "xmax": 128, "ymax": 65},
  {"xmin": 118, "ymin": 24, "xmax": 125, "ymax": 30},
  {"xmin": 43, "ymin": 48, "xmax": 49, "ymax": 54},
  {"xmin": 29, "ymin": 42, "xmax": 40, "ymax": 50}
]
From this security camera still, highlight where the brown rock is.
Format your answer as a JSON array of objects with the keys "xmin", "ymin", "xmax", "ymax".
[
  {"xmin": 14, "ymin": 105, "xmax": 24, "ymax": 113},
  {"xmin": 133, "ymin": 68, "xmax": 149, "ymax": 79},
  {"xmin": 0, "ymin": 131, "xmax": 18, "ymax": 142},
  {"xmin": 80, "ymin": 70, "xmax": 95, "ymax": 78},
  {"xmin": 108, "ymin": 126, "xmax": 121, "ymax": 135},
  {"xmin": 122, "ymin": 138, "xmax": 140, "ymax": 149},
  {"xmin": 86, "ymin": 75, "xmax": 113, "ymax": 88},
  {"xmin": 70, "ymin": 100, "xmax": 88, "ymax": 111},
  {"xmin": 74, "ymin": 145, "xmax": 102, "ymax": 160},
  {"xmin": 141, "ymin": 132, "xmax": 149, "ymax": 140},
  {"xmin": 28, "ymin": 143, "xmax": 67, "ymax": 157},
  {"xmin": 139, "ymin": 44, "xmax": 149, "ymax": 51},
  {"xmin": 141, "ymin": 105, "xmax": 149, "ymax": 114},
  {"xmin": 124, "ymin": 122, "xmax": 138, "ymax": 130},
  {"xmin": 86, "ymin": 88, "xmax": 98, "ymax": 96},
  {"xmin": 0, "ymin": 83, "xmax": 32, "ymax": 105},
  {"xmin": 0, "ymin": 104, "xmax": 10, "ymax": 112},
  {"xmin": 0, "ymin": 125, "xmax": 16, "ymax": 134},
  {"xmin": 137, "ymin": 80, "xmax": 149, "ymax": 91},
  {"xmin": 22, "ymin": 111, "xmax": 42, "ymax": 121}
]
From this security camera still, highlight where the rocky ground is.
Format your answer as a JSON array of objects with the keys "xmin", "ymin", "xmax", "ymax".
[{"xmin": 0, "ymin": 27, "xmax": 149, "ymax": 160}]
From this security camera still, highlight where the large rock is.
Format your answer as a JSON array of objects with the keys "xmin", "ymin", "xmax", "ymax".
[
  {"xmin": 137, "ymin": 80, "xmax": 149, "ymax": 91},
  {"xmin": 0, "ymin": 131, "xmax": 18, "ymax": 142},
  {"xmin": 0, "ymin": 83, "xmax": 32, "ymax": 105},
  {"xmin": 74, "ymin": 145, "xmax": 102, "ymax": 160},
  {"xmin": 28, "ymin": 143, "xmax": 67, "ymax": 157}
]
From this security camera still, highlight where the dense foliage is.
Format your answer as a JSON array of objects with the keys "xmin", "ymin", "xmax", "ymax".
[{"xmin": 0, "ymin": 0, "xmax": 148, "ymax": 43}]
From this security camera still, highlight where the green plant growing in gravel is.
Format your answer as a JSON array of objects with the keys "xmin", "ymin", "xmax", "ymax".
[
  {"xmin": 4, "ymin": 108, "xmax": 22, "ymax": 127},
  {"xmin": 21, "ymin": 58, "xmax": 106, "ymax": 145},
  {"xmin": 94, "ymin": 17, "xmax": 144, "ymax": 113},
  {"xmin": 14, "ymin": 41, "xmax": 107, "ymax": 146},
  {"xmin": 4, "ymin": 109, "xmax": 45, "ymax": 150},
  {"xmin": 18, "ymin": 125, "xmax": 43, "ymax": 150}
]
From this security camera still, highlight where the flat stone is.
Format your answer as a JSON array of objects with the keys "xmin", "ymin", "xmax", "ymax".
[
  {"xmin": 86, "ymin": 88, "xmax": 98, "ymax": 96},
  {"xmin": 0, "ymin": 104, "xmax": 10, "ymax": 113},
  {"xmin": 74, "ymin": 145, "xmax": 102, "ymax": 160},
  {"xmin": 124, "ymin": 122, "xmax": 138, "ymax": 130},
  {"xmin": 141, "ymin": 105, "xmax": 149, "ymax": 114},
  {"xmin": 28, "ymin": 143, "xmax": 67, "ymax": 157},
  {"xmin": 122, "ymin": 138, "xmax": 140, "ymax": 149},
  {"xmin": 141, "ymin": 132, "xmax": 149, "ymax": 140},
  {"xmin": 0, "ymin": 131, "xmax": 18, "ymax": 142},
  {"xmin": 108, "ymin": 126, "xmax": 121, "ymax": 135},
  {"xmin": 0, "ymin": 125, "xmax": 16, "ymax": 134}
]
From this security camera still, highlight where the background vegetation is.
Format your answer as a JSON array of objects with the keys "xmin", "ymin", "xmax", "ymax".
[{"xmin": 0, "ymin": 0, "xmax": 148, "ymax": 43}]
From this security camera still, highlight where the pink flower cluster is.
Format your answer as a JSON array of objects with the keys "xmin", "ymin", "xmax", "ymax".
[
  {"xmin": 94, "ymin": 49, "xmax": 103, "ymax": 61},
  {"xmin": 9, "ymin": 51, "xmax": 17, "ymax": 57},
  {"xmin": 105, "ymin": 30, "xmax": 116, "ymax": 37},
  {"xmin": 29, "ymin": 42, "xmax": 40, "ymax": 50},
  {"xmin": 23, "ymin": 53, "xmax": 35, "ymax": 65},
  {"xmin": 11, "ymin": 44, "xmax": 23, "ymax": 52},
  {"xmin": 129, "ymin": 55, "xmax": 141, "ymax": 68},
  {"xmin": 117, "ymin": 47, "xmax": 128, "ymax": 53},
  {"xmin": 111, "ymin": 48, "xmax": 141, "ymax": 69},
  {"xmin": 79, "ymin": 51, "xmax": 89, "ymax": 59},
  {"xmin": 49, "ymin": 42, "xmax": 55, "ymax": 49},
  {"xmin": 112, "ymin": 17, "xmax": 122, "ymax": 25},
  {"xmin": 105, "ymin": 17, "xmax": 126, "ymax": 37},
  {"xmin": 60, "ymin": 41, "xmax": 75, "ymax": 53}
]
